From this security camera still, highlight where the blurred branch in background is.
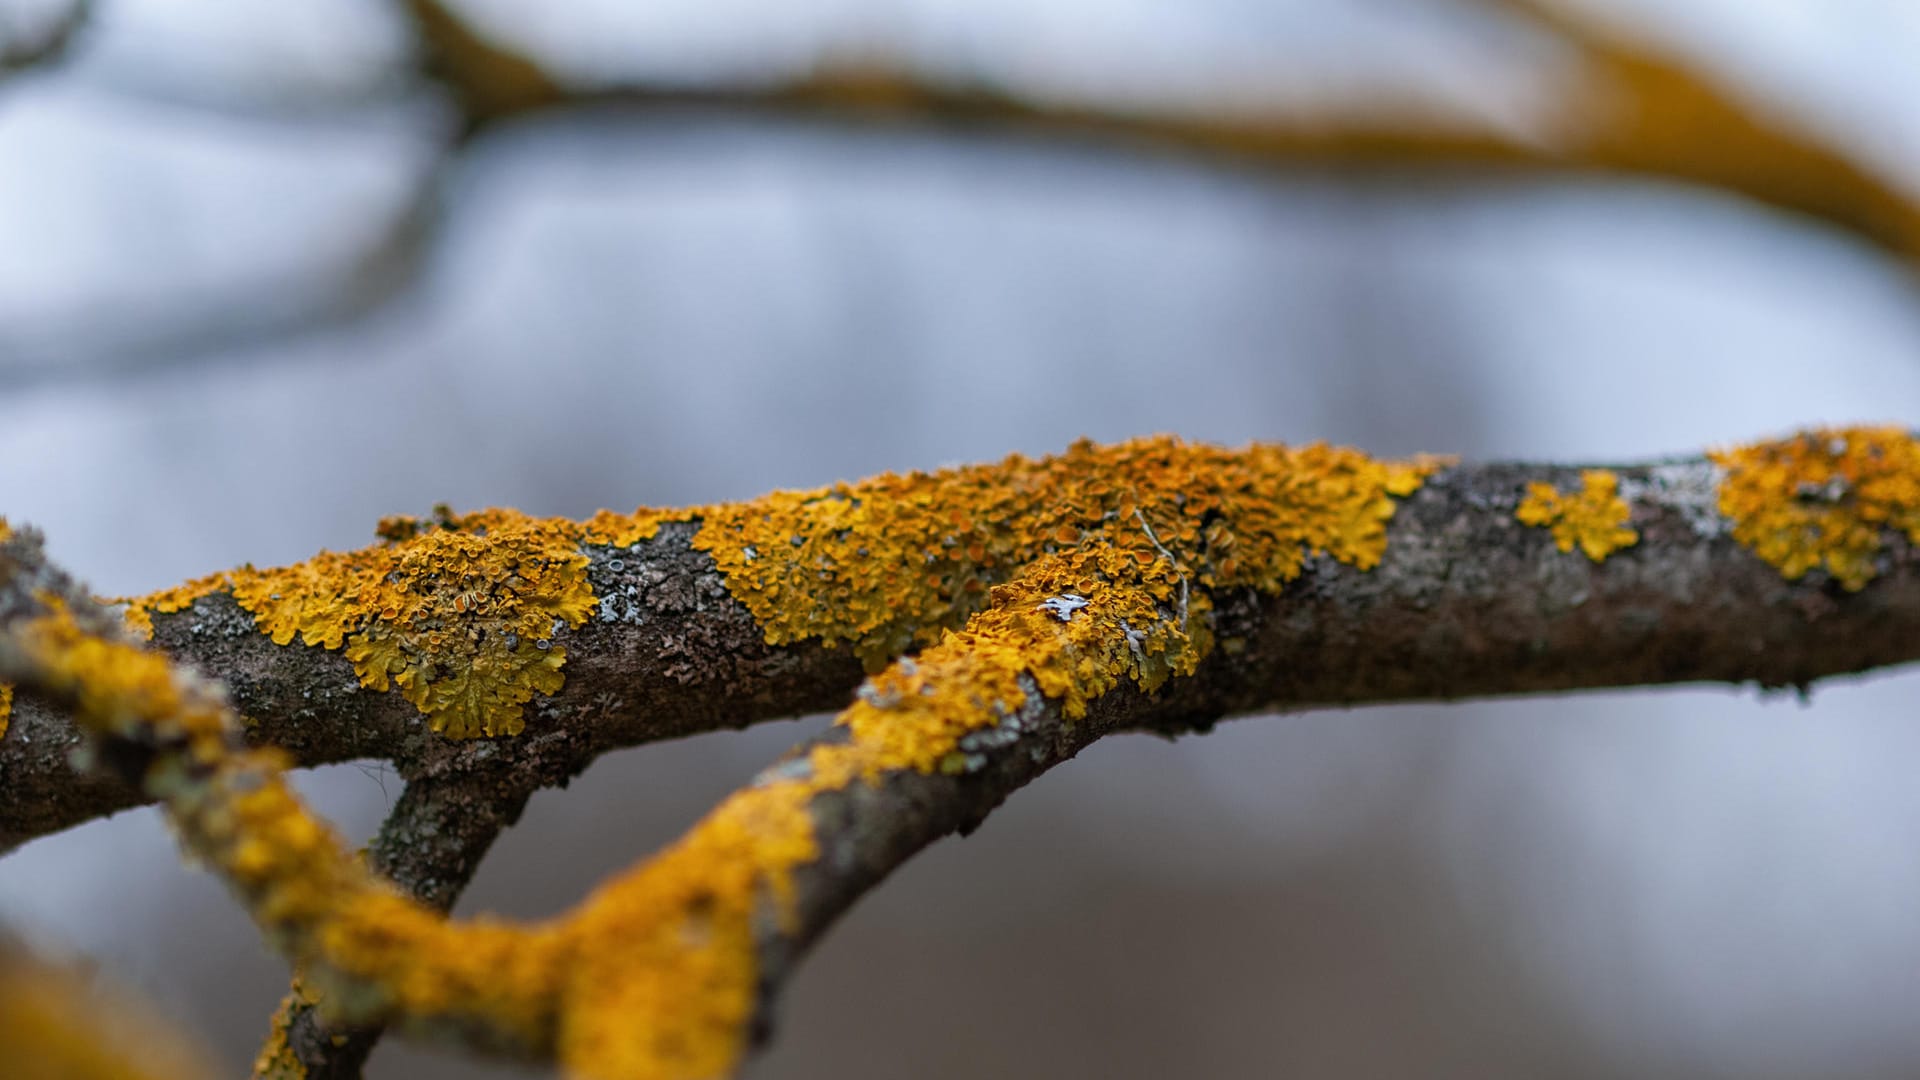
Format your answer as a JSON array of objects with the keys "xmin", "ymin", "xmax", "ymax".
[
  {"xmin": 5, "ymin": 0, "xmax": 1920, "ymax": 391},
  {"xmin": 0, "ymin": 135, "xmax": 453, "ymax": 389},
  {"xmin": 0, "ymin": 0, "xmax": 87, "ymax": 76}
]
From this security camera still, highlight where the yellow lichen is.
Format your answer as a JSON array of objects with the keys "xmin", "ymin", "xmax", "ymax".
[
  {"xmin": 1709, "ymin": 426, "xmax": 1920, "ymax": 590},
  {"xmin": 11, "ymin": 596, "xmax": 231, "ymax": 765},
  {"xmin": 692, "ymin": 437, "xmax": 1438, "ymax": 670},
  {"xmin": 120, "ymin": 510, "xmax": 599, "ymax": 738},
  {"xmin": 580, "ymin": 507, "xmax": 669, "ymax": 549},
  {"xmin": 121, "ymin": 571, "xmax": 231, "ymax": 640},
  {"xmin": 1515, "ymin": 469, "xmax": 1639, "ymax": 561},
  {"xmin": 250, "ymin": 989, "xmax": 307, "ymax": 1080},
  {"xmin": 28, "ymin": 437, "xmax": 1439, "ymax": 1080}
]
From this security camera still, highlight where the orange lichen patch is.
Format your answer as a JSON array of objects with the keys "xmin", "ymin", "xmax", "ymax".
[
  {"xmin": 556, "ymin": 785, "xmax": 811, "ymax": 1079},
  {"xmin": 250, "ymin": 992, "xmax": 306, "ymax": 1080},
  {"xmin": 692, "ymin": 437, "xmax": 1439, "ymax": 670},
  {"xmin": 580, "ymin": 507, "xmax": 670, "ymax": 548},
  {"xmin": 1516, "ymin": 469, "xmax": 1640, "ymax": 562},
  {"xmin": 119, "ymin": 570, "xmax": 232, "ymax": 640},
  {"xmin": 1710, "ymin": 426, "xmax": 1920, "ymax": 590},
  {"xmin": 0, "ymin": 681, "xmax": 10, "ymax": 742},
  {"xmin": 251, "ymin": 975, "xmax": 330, "ymax": 1080},
  {"xmin": 121, "ymin": 509, "xmax": 600, "ymax": 738},
  {"xmin": 325, "ymin": 523, "xmax": 594, "ymax": 739}
]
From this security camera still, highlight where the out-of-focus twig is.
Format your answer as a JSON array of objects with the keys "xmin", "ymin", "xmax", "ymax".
[
  {"xmin": 0, "ymin": 0, "xmax": 89, "ymax": 77},
  {"xmin": 0, "ymin": 143, "xmax": 454, "ymax": 390},
  {"xmin": 13, "ymin": 0, "xmax": 1920, "ymax": 390},
  {"xmin": 400, "ymin": 0, "xmax": 561, "ymax": 128},
  {"xmin": 1479, "ymin": 0, "xmax": 1920, "ymax": 265},
  {"xmin": 399, "ymin": 0, "xmax": 1920, "ymax": 258}
]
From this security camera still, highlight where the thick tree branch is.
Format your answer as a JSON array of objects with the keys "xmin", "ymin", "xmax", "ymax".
[
  {"xmin": 8, "ymin": 436, "xmax": 1920, "ymax": 853},
  {"xmin": 0, "ymin": 522, "xmax": 865, "ymax": 850}
]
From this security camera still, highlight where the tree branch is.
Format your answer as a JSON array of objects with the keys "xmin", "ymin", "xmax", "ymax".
[
  {"xmin": 8, "ymin": 433, "xmax": 1920, "ymax": 850},
  {"xmin": 0, "ymin": 137, "xmax": 456, "ymax": 391},
  {"xmin": 14, "ymin": 0, "xmax": 1919, "ymax": 395},
  {"xmin": 0, "ymin": 520, "xmax": 865, "ymax": 850},
  {"xmin": 397, "ymin": 0, "xmax": 1920, "ymax": 261},
  {"xmin": 256, "ymin": 752, "xmax": 544, "ymax": 1078},
  {"xmin": 0, "ymin": 0, "xmax": 88, "ymax": 78},
  {"xmin": 7, "ymin": 428, "xmax": 1920, "ymax": 1076}
]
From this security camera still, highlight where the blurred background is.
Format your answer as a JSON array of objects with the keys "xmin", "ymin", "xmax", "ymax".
[{"xmin": 9, "ymin": 0, "xmax": 1920, "ymax": 1076}]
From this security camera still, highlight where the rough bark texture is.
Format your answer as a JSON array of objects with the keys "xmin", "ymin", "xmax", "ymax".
[
  {"xmin": 7, "ymin": 458, "xmax": 1913, "ymax": 853},
  {"xmin": 0, "ymin": 522, "xmax": 865, "ymax": 849}
]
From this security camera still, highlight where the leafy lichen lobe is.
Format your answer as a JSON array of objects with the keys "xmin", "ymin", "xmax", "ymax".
[
  {"xmin": 1711, "ymin": 426, "xmax": 1920, "ymax": 590},
  {"xmin": 1516, "ymin": 469, "xmax": 1639, "ymax": 561}
]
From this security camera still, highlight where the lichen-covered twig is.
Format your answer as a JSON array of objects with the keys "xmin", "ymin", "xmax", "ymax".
[
  {"xmin": 9, "ymin": 429, "xmax": 1920, "ymax": 1077},
  {"xmin": 255, "ymin": 756, "xmax": 545, "ymax": 1078},
  {"xmin": 1485, "ymin": 0, "xmax": 1920, "ymax": 257},
  {"xmin": 0, "ymin": 529, "xmax": 565, "ymax": 1062},
  {"xmin": 10, "ymin": 428, "xmax": 1920, "ymax": 851}
]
